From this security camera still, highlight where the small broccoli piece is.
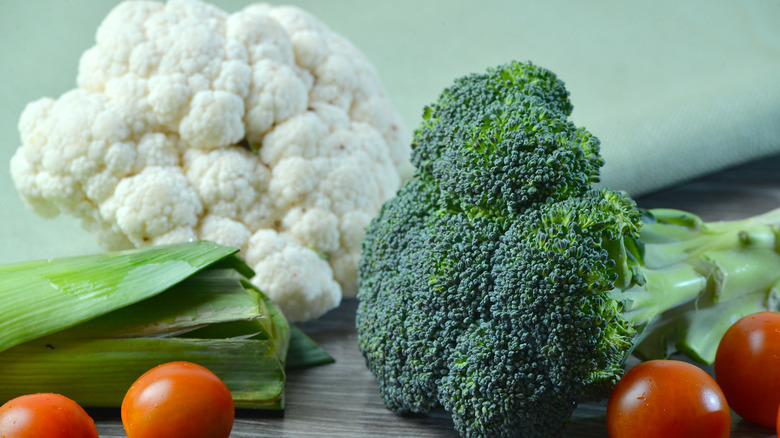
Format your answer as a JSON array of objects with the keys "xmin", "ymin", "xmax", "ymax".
[{"xmin": 356, "ymin": 61, "xmax": 780, "ymax": 437}]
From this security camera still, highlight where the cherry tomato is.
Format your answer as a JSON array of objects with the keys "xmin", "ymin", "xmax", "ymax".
[
  {"xmin": 777, "ymin": 403, "xmax": 780, "ymax": 438},
  {"xmin": 606, "ymin": 360, "xmax": 730, "ymax": 438},
  {"xmin": 715, "ymin": 311, "xmax": 780, "ymax": 429},
  {"xmin": 121, "ymin": 361, "xmax": 234, "ymax": 438},
  {"xmin": 0, "ymin": 393, "xmax": 98, "ymax": 438}
]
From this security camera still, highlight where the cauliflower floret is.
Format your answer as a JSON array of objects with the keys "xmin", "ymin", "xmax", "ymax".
[
  {"xmin": 283, "ymin": 207, "xmax": 340, "ymax": 254},
  {"xmin": 199, "ymin": 215, "xmax": 252, "ymax": 251},
  {"xmin": 183, "ymin": 147, "xmax": 273, "ymax": 229},
  {"xmin": 10, "ymin": 0, "xmax": 410, "ymax": 322},
  {"xmin": 100, "ymin": 166, "xmax": 203, "ymax": 246},
  {"xmin": 245, "ymin": 229, "xmax": 341, "ymax": 322}
]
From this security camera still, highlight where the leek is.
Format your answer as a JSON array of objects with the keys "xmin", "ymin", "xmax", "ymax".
[{"xmin": 0, "ymin": 241, "xmax": 332, "ymax": 409}]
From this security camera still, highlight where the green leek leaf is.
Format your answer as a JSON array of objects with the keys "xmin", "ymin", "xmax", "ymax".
[
  {"xmin": 0, "ymin": 241, "xmax": 239, "ymax": 352},
  {"xmin": 287, "ymin": 326, "xmax": 335, "ymax": 370},
  {"xmin": 0, "ymin": 337, "xmax": 285, "ymax": 409}
]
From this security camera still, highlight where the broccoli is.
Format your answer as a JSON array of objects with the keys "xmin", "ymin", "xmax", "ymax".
[{"xmin": 355, "ymin": 60, "xmax": 780, "ymax": 437}]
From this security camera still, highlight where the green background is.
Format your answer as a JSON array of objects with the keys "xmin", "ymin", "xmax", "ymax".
[{"xmin": 2, "ymin": 0, "xmax": 780, "ymax": 264}]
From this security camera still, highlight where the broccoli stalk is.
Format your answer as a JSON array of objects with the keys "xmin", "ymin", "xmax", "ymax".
[
  {"xmin": 620, "ymin": 207, "xmax": 780, "ymax": 364},
  {"xmin": 355, "ymin": 60, "xmax": 780, "ymax": 437}
]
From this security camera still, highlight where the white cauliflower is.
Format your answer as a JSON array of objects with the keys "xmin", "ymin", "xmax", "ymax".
[{"xmin": 10, "ymin": 0, "xmax": 411, "ymax": 322}]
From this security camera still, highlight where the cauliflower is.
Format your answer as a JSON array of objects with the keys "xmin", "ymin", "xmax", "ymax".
[{"xmin": 9, "ymin": 0, "xmax": 411, "ymax": 321}]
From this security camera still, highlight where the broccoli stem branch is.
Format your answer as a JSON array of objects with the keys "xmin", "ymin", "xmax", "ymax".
[{"xmin": 617, "ymin": 207, "xmax": 780, "ymax": 364}]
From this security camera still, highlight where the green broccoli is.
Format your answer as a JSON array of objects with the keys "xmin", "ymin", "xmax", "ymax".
[{"xmin": 355, "ymin": 60, "xmax": 780, "ymax": 437}]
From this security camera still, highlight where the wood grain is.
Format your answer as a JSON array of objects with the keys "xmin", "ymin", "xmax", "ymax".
[{"xmin": 94, "ymin": 153, "xmax": 780, "ymax": 437}]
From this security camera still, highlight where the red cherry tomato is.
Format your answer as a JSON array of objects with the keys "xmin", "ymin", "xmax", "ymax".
[
  {"xmin": 606, "ymin": 360, "xmax": 730, "ymax": 438},
  {"xmin": 715, "ymin": 311, "xmax": 780, "ymax": 429},
  {"xmin": 0, "ymin": 393, "xmax": 98, "ymax": 438},
  {"xmin": 777, "ymin": 403, "xmax": 780, "ymax": 438},
  {"xmin": 121, "ymin": 361, "xmax": 234, "ymax": 438}
]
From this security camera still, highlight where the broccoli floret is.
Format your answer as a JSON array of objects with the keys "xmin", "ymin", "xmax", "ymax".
[
  {"xmin": 356, "ymin": 61, "xmax": 780, "ymax": 437},
  {"xmin": 412, "ymin": 62, "xmax": 601, "ymax": 219}
]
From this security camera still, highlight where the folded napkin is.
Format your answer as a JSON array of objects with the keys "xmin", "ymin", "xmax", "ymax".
[{"xmin": 351, "ymin": 0, "xmax": 780, "ymax": 196}]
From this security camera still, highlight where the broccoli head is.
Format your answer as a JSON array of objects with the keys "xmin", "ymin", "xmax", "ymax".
[{"xmin": 356, "ymin": 61, "xmax": 780, "ymax": 437}]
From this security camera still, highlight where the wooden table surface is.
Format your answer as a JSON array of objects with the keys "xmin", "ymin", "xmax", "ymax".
[{"xmin": 93, "ymin": 153, "xmax": 780, "ymax": 437}]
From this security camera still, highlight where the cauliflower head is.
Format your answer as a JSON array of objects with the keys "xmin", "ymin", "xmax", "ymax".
[{"xmin": 10, "ymin": 0, "xmax": 411, "ymax": 321}]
